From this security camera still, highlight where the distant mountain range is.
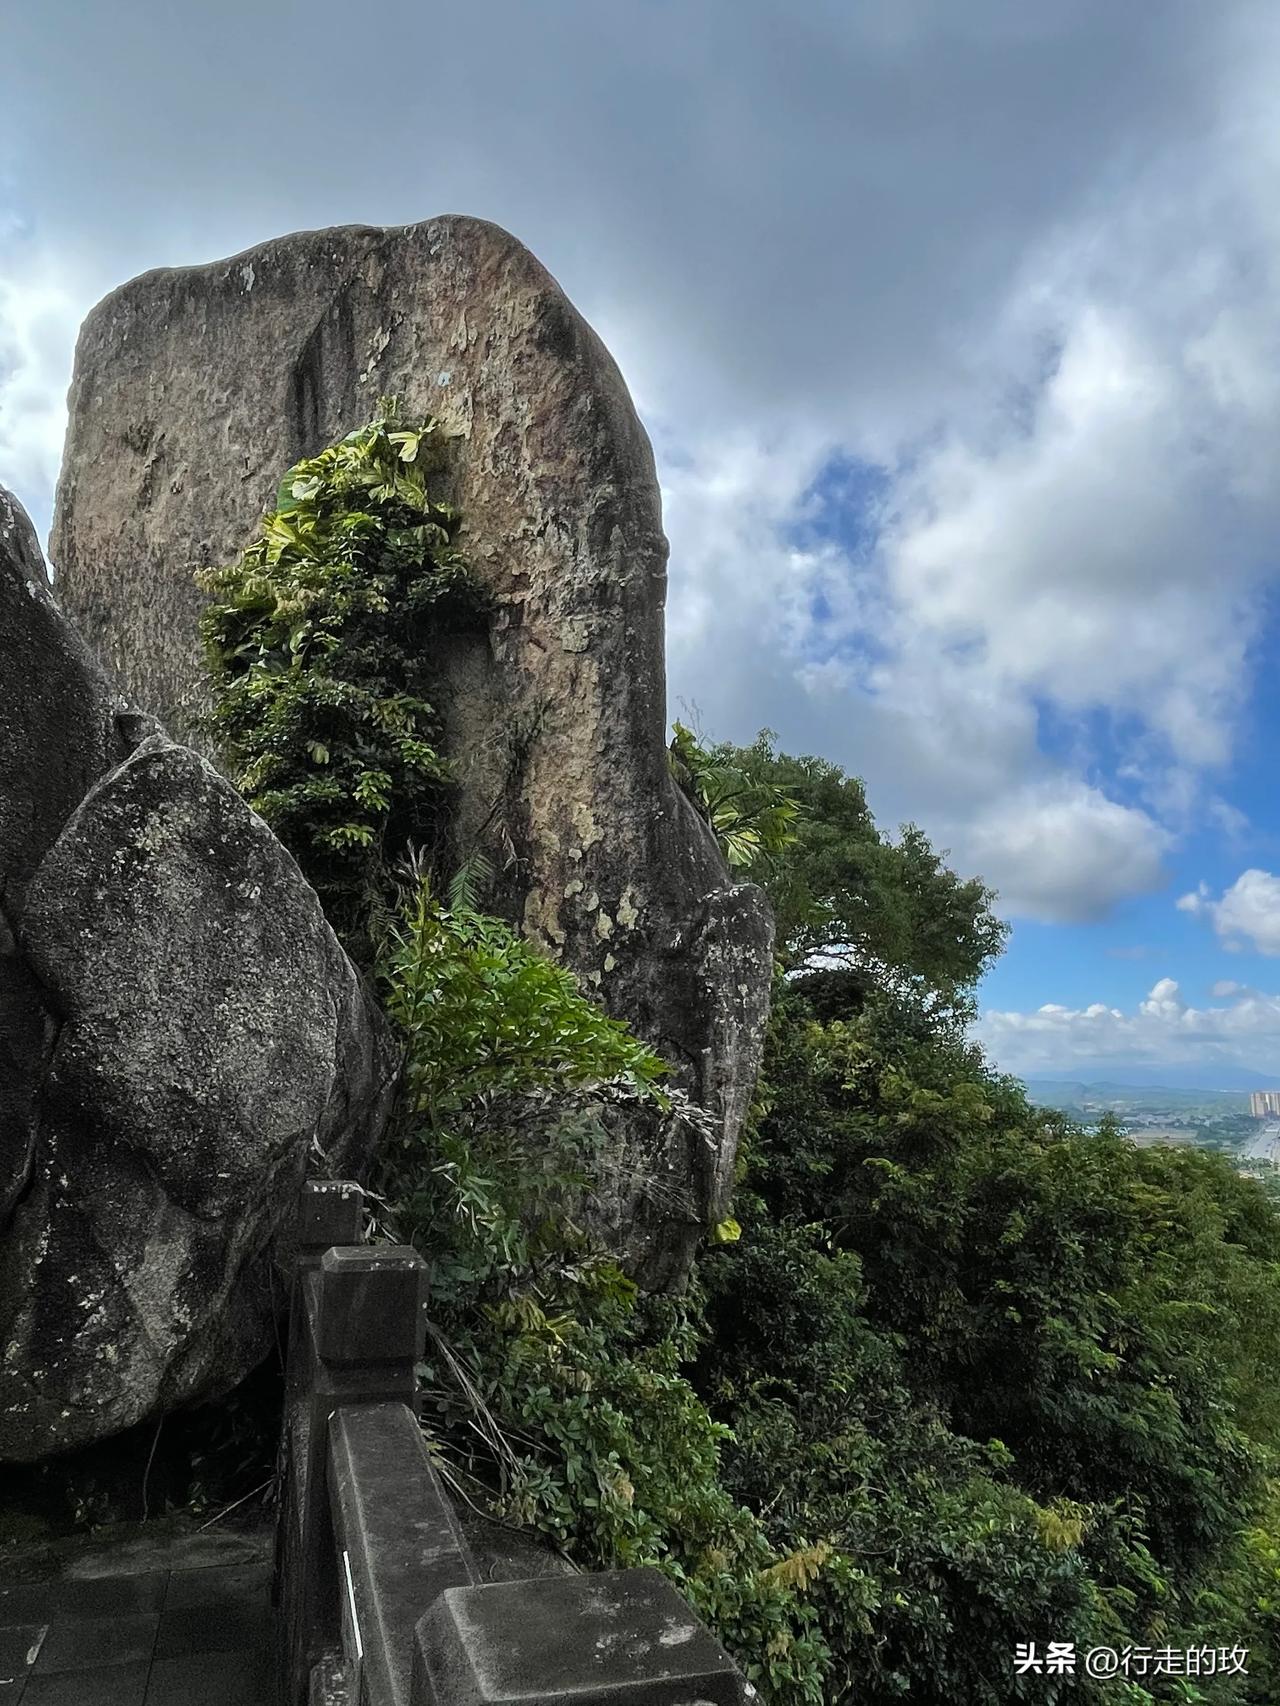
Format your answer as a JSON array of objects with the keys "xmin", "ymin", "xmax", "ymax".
[
  {"xmin": 1024, "ymin": 1067, "xmax": 1280, "ymax": 1096},
  {"xmin": 1030, "ymin": 1071, "xmax": 1280, "ymax": 1112}
]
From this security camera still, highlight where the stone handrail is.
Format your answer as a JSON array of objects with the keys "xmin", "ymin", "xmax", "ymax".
[{"xmin": 274, "ymin": 1180, "xmax": 749, "ymax": 1706}]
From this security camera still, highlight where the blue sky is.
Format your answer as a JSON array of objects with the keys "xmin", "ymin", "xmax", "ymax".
[{"xmin": 6, "ymin": 0, "xmax": 1280, "ymax": 1086}]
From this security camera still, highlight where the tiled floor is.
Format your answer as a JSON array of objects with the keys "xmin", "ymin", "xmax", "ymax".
[{"xmin": 0, "ymin": 1560, "xmax": 274, "ymax": 1704}]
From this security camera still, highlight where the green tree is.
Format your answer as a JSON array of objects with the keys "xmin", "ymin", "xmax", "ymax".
[
  {"xmin": 673, "ymin": 726, "xmax": 1280, "ymax": 1701},
  {"xmin": 695, "ymin": 731, "xmax": 1006, "ymax": 1014}
]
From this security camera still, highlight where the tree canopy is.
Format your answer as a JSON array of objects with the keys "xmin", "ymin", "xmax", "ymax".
[
  {"xmin": 683, "ymin": 729, "xmax": 1007, "ymax": 1012},
  {"xmin": 691, "ymin": 733, "xmax": 1280, "ymax": 1702}
]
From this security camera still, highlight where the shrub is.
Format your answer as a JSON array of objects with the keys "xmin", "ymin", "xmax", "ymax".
[{"xmin": 198, "ymin": 400, "xmax": 486, "ymax": 954}]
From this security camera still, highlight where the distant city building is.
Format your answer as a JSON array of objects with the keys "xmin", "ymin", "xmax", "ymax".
[{"xmin": 1250, "ymin": 1091, "xmax": 1280, "ymax": 1118}]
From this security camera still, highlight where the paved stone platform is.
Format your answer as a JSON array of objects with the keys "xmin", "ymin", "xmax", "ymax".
[{"xmin": 0, "ymin": 1558, "xmax": 275, "ymax": 1704}]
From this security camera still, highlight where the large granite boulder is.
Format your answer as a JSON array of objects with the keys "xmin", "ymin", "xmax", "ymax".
[
  {"xmin": 0, "ymin": 486, "xmax": 138, "ymax": 1226},
  {"xmin": 51, "ymin": 217, "xmax": 774, "ymax": 1287},
  {"xmin": 0, "ymin": 491, "xmax": 399, "ymax": 1461}
]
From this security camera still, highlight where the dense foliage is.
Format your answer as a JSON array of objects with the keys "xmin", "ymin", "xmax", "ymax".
[
  {"xmin": 372, "ymin": 872, "xmax": 835, "ymax": 1700},
  {"xmin": 669, "ymin": 721, "xmax": 802, "ymax": 869},
  {"xmin": 367, "ymin": 735, "xmax": 1280, "ymax": 1702},
  {"xmin": 201, "ymin": 413, "xmax": 1280, "ymax": 1703},
  {"xmin": 198, "ymin": 401, "xmax": 485, "ymax": 953},
  {"xmin": 703, "ymin": 986, "xmax": 1280, "ymax": 1701},
  {"xmin": 692, "ymin": 739, "xmax": 1280, "ymax": 1703},
  {"xmin": 687, "ymin": 730, "xmax": 1008, "ymax": 1011}
]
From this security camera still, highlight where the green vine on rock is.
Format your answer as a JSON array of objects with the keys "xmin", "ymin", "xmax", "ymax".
[{"xmin": 197, "ymin": 399, "xmax": 487, "ymax": 955}]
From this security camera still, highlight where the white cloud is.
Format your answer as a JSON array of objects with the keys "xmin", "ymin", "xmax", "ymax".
[
  {"xmin": 1209, "ymin": 799, "xmax": 1251, "ymax": 843},
  {"xmin": 880, "ymin": 300, "xmax": 1258, "ymax": 771},
  {"xmin": 1179, "ymin": 870, "xmax": 1280, "ymax": 955},
  {"xmin": 980, "ymin": 976, "xmax": 1280, "ymax": 1077},
  {"xmin": 958, "ymin": 781, "xmax": 1170, "ymax": 923},
  {"xmin": 644, "ymin": 9, "xmax": 1280, "ymax": 920},
  {"xmin": 0, "ymin": 235, "xmax": 84, "ymax": 544}
]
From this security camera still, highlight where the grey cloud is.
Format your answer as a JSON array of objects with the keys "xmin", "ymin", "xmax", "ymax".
[
  {"xmin": 1, "ymin": 0, "xmax": 1231, "ymax": 438},
  {"xmin": 4, "ymin": 0, "xmax": 1276, "ymax": 922}
]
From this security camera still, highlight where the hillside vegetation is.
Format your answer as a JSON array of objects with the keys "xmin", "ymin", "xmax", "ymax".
[{"xmin": 202, "ymin": 409, "xmax": 1280, "ymax": 1704}]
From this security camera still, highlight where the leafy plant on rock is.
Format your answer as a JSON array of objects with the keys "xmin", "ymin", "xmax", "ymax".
[
  {"xmin": 669, "ymin": 720, "xmax": 802, "ymax": 869},
  {"xmin": 373, "ymin": 869, "xmax": 832, "ymax": 1703},
  {"xmin": 198, "ymin": 399, "xmax": 486, "ymax": 955}
]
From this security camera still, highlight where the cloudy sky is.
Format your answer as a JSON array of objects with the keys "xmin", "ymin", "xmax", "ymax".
[{"xmin": 5, "ymin": 0, "xmax": 1280, "ymax": 1086}]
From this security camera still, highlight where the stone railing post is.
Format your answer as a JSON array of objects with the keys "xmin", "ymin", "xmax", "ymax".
[
  {"xmin": 275, "ymin": 1180, "xmax": 367, "ymax": 1604},
  {"xmin": 274, "ymin": 1182, "xmax": 750, "ymax": 1706},
  {"xmin": 411, "ymin": 1569, "xmax": 747, "ymax": 1705},
  {"xmin": 276, "ymin": 1179, "xmax": 429, "ymax": 1706},
  {"xmin": 297, "ymin": 1179, "xmax": 366, "ymax": 1263},
  {"xmin": 282, "ymin": 1181, "xmax": 366, "ymax": 1405},
  {"xmin": 312, "ymin": 1245, "xmax": 428, "ymax": 1404}
]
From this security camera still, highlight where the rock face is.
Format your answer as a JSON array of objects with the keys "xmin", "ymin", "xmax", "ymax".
[
  {"xmin": 0, "ymin": 491, "xmax": 399, "ymax": 1460},
  {"xmin": 0, "ymin": 486, "xmax": 138, "ymax": 1227},
  {"xmin": 51, "ymin": 217, "xmax": 774, "ymax": 1287}
]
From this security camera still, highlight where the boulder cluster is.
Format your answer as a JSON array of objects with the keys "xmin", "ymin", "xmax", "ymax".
[{"xmin": 0, "ymin": 217, "xmax": 772, "ymax": 1461}]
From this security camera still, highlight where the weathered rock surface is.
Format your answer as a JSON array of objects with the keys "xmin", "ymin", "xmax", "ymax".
[
  {"xmin": 0, "ymin": 494, "xmax": 399, "ymax": 1460},
  {"xmin": 0, "ymin": 485, "xmax": 139, "ymax": 1228},
  {"xmin": 51, "ymin": 217, "xmax": 774, "ymax": 1286}
]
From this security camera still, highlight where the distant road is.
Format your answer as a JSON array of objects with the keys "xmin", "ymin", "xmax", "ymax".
[{"xmin": 1244, "ymin": 1121, "xmax": 1280, "ymax": 1163}]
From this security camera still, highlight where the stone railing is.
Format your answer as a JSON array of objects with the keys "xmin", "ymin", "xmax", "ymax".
[{"xmin": 274, "ymin": 1180, "xmax": 749, "ymax": 1706}]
